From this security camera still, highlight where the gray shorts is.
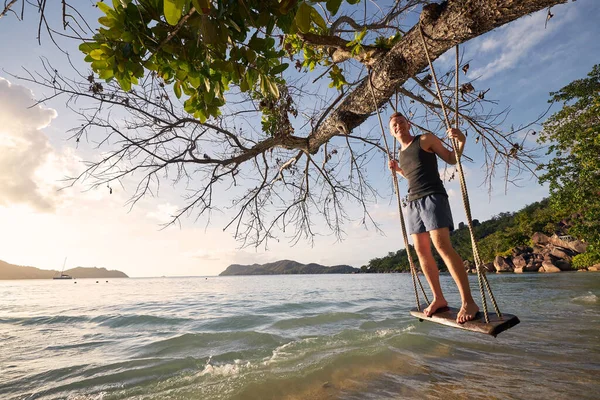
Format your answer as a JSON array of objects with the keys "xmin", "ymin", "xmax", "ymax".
[{"xmin": 406, "ymin": 193, "xmax": 454, "ymax": 235}]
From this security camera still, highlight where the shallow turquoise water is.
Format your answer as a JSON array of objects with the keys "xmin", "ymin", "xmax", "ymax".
[{"xmin": 0, "ymin": 273, "xmax": 598, "ymax": 399}]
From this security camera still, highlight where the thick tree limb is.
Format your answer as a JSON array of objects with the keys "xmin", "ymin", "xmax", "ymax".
[{"xmin": 306, "ymin": 0, "xmax": 568, "ymax": 154}]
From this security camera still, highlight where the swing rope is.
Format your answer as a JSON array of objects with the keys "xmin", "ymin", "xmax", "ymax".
[
  {"xmin": 418, "ymin": 25, "xmax": 501, "ymax": 322},
  {"xmin": 367, "ymin": 70, "xmax": 429, "ymax": 311}
]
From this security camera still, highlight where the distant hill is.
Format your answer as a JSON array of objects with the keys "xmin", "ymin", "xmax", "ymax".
[
  {"xmin": 0, "ymin": 260, "xmax": 128, "ymax": 280},
  {"xmin": 220, "ymin": 260, "xmax": 359, "ymax": 276}
]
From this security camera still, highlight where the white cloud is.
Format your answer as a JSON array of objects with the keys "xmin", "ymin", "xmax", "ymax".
[
  {"xmin": 146, "ymin": 202, "xmax": 179, "ymax": 224},
  {"xmin": 0, "ymin": 77, "xmax": 59, "ymax": 211},
  {"xmin": 466, "ymin": 6, "xmax": 575, "ymax": 81}
]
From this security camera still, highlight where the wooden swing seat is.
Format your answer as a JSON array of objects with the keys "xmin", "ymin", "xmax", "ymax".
[{"xmin": 410, "ymin": 306, "xmax": 520, "ymax": 337}]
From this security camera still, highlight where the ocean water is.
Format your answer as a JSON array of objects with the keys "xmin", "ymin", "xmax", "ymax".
[{"xmin": 0, "ymin": 273, "xmax": 598, "ymax": 400}]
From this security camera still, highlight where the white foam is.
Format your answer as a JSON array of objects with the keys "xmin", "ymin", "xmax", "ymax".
[
  {"xmin": 199, "ymin": 359, "xmax": 251, "ymax": 377},
  {"xmin": 573, "ymin": 292, "xmax": 598, "ymax": 304}
]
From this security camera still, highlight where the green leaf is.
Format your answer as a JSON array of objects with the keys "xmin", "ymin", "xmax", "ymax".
[
  {"xmin": 326, "ymin": 0, "xmax": 342, "ymax": 16},
  {"xmin": 295, "ymin": 2, "xmax": 311, "ymax": 33},
  {"xmin": 240, "ymin": 78, "xmax": 249, "ymax": 92},
  {"xmin": 89, "ymin": 49, "xmax": 107, "ymax": 60},
  {"xmin": 174, "ymin": 81, "xmax": 182, "ymax": 98},
  {"xmin": 118, "ymin": 77, "xmax": 132, "ymax": 92},
  {"xmin": 203, "ymin": 89, "xmax": 215, "ymax": 104},
  {"xmin": 97, "ymin": 2, "xmax": 112, "ymax": 14},
  {"xmin": 270, "ymin": 63, "xmax": 289, "ymax": 75},
  {"xmin": 268, "ymin": 78, "xmax": 279, "ymax": 98},
  {"xmin": 98, "ymin": 69, "xmax": 114, "ymax": 80},
  {"xmin": 79, "ymin": 42, "xmax": 102, "ymax": 53},
  {"xmin": 98, "ymin": 17, "xmax": 115, "ymax": 28},
  {"xmin": 310, "ymin": 7, "xmax": 327, "ymax": 31},
  {"xmin": 164, "ymin": 0, "xmax": 185, "ymax": 26}
]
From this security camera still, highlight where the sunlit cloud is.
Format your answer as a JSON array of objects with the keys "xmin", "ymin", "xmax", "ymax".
[
  {"xmin": 0, "ymin": 77, "xmax": 58, "ymax": 211},
  {"xmin": 467, "ymin": 7, "xmax": 575, "ymax": 81},
  {"xmin": 146, "ymin": 202, "xmax": 179, "ymax": 224}
]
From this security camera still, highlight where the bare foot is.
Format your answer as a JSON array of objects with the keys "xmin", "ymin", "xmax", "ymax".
[
  {"xmin": 457, "ymin": 302, "xmax": 479, "ymax": 324},
  {"xmin": 423, "ymin": 299, "xmax": 448, "ymax": 317}
]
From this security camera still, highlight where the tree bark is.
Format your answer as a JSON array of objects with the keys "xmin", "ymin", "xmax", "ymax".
[{"xmin": 306, "ymin": 0, "xmax": 568, "ymax": 154}]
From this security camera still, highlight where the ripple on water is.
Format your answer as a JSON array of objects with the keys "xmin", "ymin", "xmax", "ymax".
[{"xmin": 271, "ymin": 312, "xmax": 365, "ymax": 330}]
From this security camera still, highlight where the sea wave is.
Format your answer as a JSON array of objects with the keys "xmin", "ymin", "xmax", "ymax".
[
  {"xmin": 198, "ymin": 314, "xmax": 274, "ymax": 331},
  {"xmin": 90, "ymin": 314, "xmax": 191, "ymax": 328},
  {"xmin": 139, "ymin": 331, "xmax": 286, "ymax": 358},
  {"xmin": 0, "ymin": 315, "xmax": 89, "ymax": 326},
  {"xmin": 271, "ymin": 312, "xmax": 364, "ymax": 329},
  {"xmin": 572, "ymin": 292, "xmax": 598, "ymax": 304}
]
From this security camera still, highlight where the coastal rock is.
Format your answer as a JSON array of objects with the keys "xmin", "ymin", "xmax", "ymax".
[
  {"xmin": 494, "ymin": 256, "xmax": 513, "ymax": 273},
  {"xmin": 547, "ymin": 234, "xmax": 588, "ymax": 254},
  {"xmin": 550, "ymin": 246, "xmax": 576, "ymax": 261},
  {"xmin": 525, "ymin": 258, "xmax": 542, "ymax": 272},
  {"xmin": 512, "ymin": 246, "xmax": 533, "ymax": 257},
  {"xmin": 463, "ymin": 260, "xmax": 474, "ymax": 272},
  {"xmin": 483, "ymin": 262, "xmax": 496, "ymax": 273},
  {"xmin": 532, "ymin": 232, "xmax": 550, "ymax": 246},
  {"xmin": 514, "ymin": 266, "xmax": 524, "ymax": 274},
  {"xmin": 568, "ymin": 240, "xmax": 588, "ymax": 254},
  {"xmin": 512, "ymin": 255, "xmax": 527, "ymax": 269},
  {"xmin": 540, "ymin": 260, "xmax": 561, "ymax": 273},
  {"xmin": 554, "ymin": 259, "xmax": 573, "ymax": 271},
  {"xmin": 588, "ymin": 264, "xmax": 600, "ymax": 272}
]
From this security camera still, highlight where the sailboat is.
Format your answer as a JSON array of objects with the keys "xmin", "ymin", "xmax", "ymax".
[{"xmin": 53, "ymin": 257, "xmax": 73, "ymax": 280}]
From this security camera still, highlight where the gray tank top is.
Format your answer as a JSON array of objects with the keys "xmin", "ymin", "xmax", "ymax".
[{"xmin": 399, "ymin": 135, "xmax": 447, "ymax": 201}]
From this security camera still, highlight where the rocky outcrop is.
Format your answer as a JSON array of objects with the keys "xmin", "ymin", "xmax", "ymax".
[
  {"xmin": 494, "ymin": 256, "xmax": 514, "ymax": 273},
  {"xmin": 467, "ymin": 232, "xmax": 592, "ymax": 274}
]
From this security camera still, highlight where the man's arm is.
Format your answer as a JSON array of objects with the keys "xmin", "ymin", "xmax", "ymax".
[
  {"xmin": 422, "ymin": 129, "xmax": 466, "ymax": 165},
  {"xmin": 388, "ymin": 159, "xmax": 406, "ymax": 178}
]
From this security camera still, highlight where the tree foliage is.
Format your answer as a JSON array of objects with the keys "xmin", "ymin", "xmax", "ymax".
[
  {"xmin": 538, "ymin": 64, "xmax": 600, "ymax": 251},
  {"xmin": 3, "ymin": 0, "xmax": 570, "ymax": 246}
]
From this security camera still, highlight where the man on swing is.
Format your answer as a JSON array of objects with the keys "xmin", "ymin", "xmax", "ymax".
[{"xmin": 387, "ymin": 112, "xmax": 479, "ymax": 324}]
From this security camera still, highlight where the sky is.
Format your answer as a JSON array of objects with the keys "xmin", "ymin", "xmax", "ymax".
[{"xmin": 0, "ymin": 0, "xmax": 598, "ymax": 277}]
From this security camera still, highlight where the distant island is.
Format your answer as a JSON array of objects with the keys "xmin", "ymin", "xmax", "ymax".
[
  {"xmin": 219, "ymin": 260, "xmax": 359, "ymax": 276},
  {"xmin": 0, "ymin": 259, "xmax": 129, "ymax": 280}
]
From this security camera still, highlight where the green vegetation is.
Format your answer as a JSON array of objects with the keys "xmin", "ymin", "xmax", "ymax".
[
  {"xmin": 572, "ymin": 252, "xmax": 600, "ymax": 270},
  {"xmin": 82, "ymin": 0, "xmax": 369, "ymax": 125},
  {"xmin": 362, "ymin": 199, "xmax": 565, "ymax": 273},
  {"xmin": 538, "ymin": 64, "xmax": 600, "ymax": 260}
]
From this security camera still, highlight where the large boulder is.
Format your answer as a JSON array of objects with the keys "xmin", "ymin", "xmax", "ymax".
[
  {"xmin": 550, "ymin": 246, "xmax": 576, "ymax": 261},
  {"xmin": 554, "ymin": 259, "xmax": 573, "ymax": 271},
  {"xmin": 483, "ymin": 262, "xmax": 496, "ymax": 273},
  {"xmin": 568, "ymin": 240, "xmax": 588, "ymax": 254},
  {"xmin": 532, "ymin": 232, "xmax": 550, "ymax": 246},
  {"xmin": 524, "ymin": 258, "xmax": 542, "ymax": 272},
  {"xmin": 588, "ymin": 264, "xmax": 600, "ymax": 272},
  {"xmin": 540, "ymin": 260, "xmax": 561, "ymax": 273},
  {"xmin": 494, "ymin": 256, "xmax": 513, "ymax": 273},
  {"xmin": 548, "ymin": 234, "xmax": 588, "ymax": 254},
  {"xmin": 512, "ymin": 255, "xmax": 527, "ymax": 269},
  {"xmin": 512, "ymin": 246, "xmax": 533, "ymax": 257}
]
